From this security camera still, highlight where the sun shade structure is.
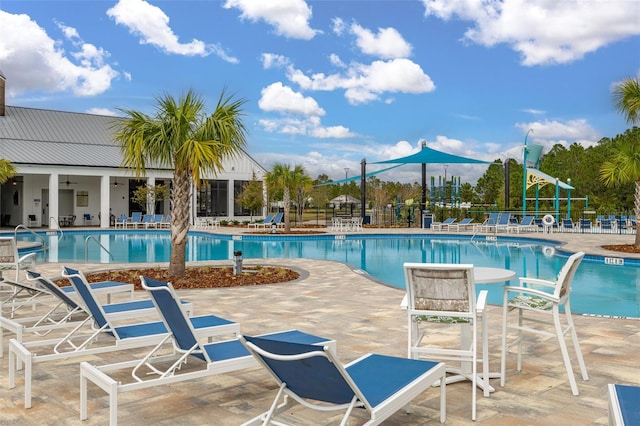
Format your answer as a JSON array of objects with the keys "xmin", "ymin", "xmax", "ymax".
[{"xmin": 374, "ymin": 145, "xmax": 491, "ymax": 165}]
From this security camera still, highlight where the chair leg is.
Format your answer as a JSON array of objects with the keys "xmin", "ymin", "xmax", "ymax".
[
  {"xmin": 481, "ymin": 310, "xmax": 490, "ymax": 397},
  {"xmin": 564, "ymin": 304, "xmax": 589, "ymax": 381},
  {"xmin": 516, "ymin": 309, "xmax": 523, "ymax": 372},
  {"xmin": 552, "ymin": 308, "xmax": 579, "ymax": 396},
  {"xmin": 500, "ymin": 300, "xmax": 508, "ymax": 387}
]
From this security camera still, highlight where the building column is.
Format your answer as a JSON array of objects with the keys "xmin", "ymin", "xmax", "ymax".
[
  {"xmin": 48, "ymin": 173, "xmax": 59, "ymax": 229},
  {"xmin": 100, "ymin": 176, "xmax": 111, "ymax": 228},
  {"xmin": 228, "ymin": 179, "xmax": 234, "ymax": 219}
]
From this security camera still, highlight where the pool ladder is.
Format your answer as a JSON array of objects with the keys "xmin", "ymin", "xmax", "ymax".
[{"xmin": 84, "ymin": 235, "xmax": 114, "ymax": 263}]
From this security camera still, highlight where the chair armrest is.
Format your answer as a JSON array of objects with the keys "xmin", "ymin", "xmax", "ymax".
[
  {"xmin": 18, "ymin": 252, "xmax": 36, "ymax": 264},
  {"xmin": 518, "ymin": 277, "xmax": 555, "ymax": 288},
  {"xmin": 476, "ymin": 289, "xmax": 488, "ymax": 313},
  {"xmin": 504, "ymin": 285, "xmax": 558, "ymax": 302}
]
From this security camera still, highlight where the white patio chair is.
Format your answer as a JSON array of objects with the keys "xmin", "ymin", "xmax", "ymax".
[
  {"xmin": 500, "ymin": 251, "xmax": 589, "ymax": 396},
  {"xmin": 404, "ymin": 262, "xmax": 489, "ymax": 421}
]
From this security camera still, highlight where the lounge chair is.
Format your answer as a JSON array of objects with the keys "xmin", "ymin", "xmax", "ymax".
[
  {"xmin": 507, "ymin": 216, "xmax": 535, "ymax": 233},
  {"xmin": 0, "ymin": 272, "xmax": 134, "ymax": 357},
  {"xmin": 272, "ymin": 211, "xmax": 285, "ymax": 228},
  {"xmin": 608, "ymin": 383, "xmax": 640, "ymax": 426},
  {"xmin": 431, "ymin": 217, "xmax": 457, "ymax": 231},
  {"xmin": 247, "ymin": 214, "xmax": 274, "ymax": 229},
  {"xmin": 449, "ymin": 217, "xmax": 474, "ymax": 232},
  {"xmin": 579, "ymin": 218, "xmax": 592, "ymax": 233},
  {"xmin": 476, "ymin": 212, "xmax": 499, "ymax": 233},
  {"xmin": 501, "ymin": 252, "xmax": 588, "ymax": 396},
  {"xmin": 495, "ymin": 213, "xmax": 512, "ymax": 232},
  {"xmin": 140, "ymin": 214, "xmax": 154, "ymax": 228},
  {"xmin": 126, "ymin": 212, "xmax": 142, "ymax": 228},
  {"xmin": 8, "ymin": 268, "xmax": 239, "ymax": 408},
  {"xmin": 239, "ymin": 334, "xmax": 447, "ymax": 425},
  {"xmin": 0, "ymin": 237, "xmax": 36, "ymax": 281},
  {"xmin": 114, "ymin": 214, "xmax": 127, "ymax": 228},
  {"xmin": 601, "ymin": 218, "xmax": 613, "ymax": 233},
  {"xmin": 561, "ymin": 218, "xmax": 575, "ymax": 232},
  {"xmin": 79, "ymin": 275, "xmax": 335, "ymax": 426}
]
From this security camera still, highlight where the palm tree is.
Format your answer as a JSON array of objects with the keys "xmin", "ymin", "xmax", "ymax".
[
  {"xmin": 113, "ymin": 88, "xmax": 247, "ymax": 276},
  {"xmin": 292, "ymin": 166, "xmax": 313, "ymax": 225},
  {"xmin": 265, "ymin": 163, "xmax": 307, "ymax": 232},
  {"xmin": 0, "ymin": 159, "xmax": 17, "ymax": 183},
  {"xmin": 602, "ymin": 77, "xmax": 640, "ymax": 247}
]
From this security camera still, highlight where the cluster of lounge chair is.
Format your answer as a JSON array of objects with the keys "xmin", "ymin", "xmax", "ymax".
[
  {"xmin": 115, "ymin": 212, "xmax": 170, "ymax": 229},
  {"xmin": 1, "ymin": 266, "xmax": 448, "ymax": 425},
  {"xmin": 431, "ymin": 213, "xmax": 637, "ymax": 235},
  {"xmin": 247, "ymin": 212, "xmax": 284, "ymax": 230}
]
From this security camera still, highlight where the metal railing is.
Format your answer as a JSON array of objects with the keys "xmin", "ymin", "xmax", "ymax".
[{"xmin": 84, "ymin": 235, "xmax": 114, "ymax": 263}]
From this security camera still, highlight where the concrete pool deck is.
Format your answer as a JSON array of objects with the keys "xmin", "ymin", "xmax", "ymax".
[{"xmin": 1, "ymin": 227, "xmax": 638, "ymax": 424}]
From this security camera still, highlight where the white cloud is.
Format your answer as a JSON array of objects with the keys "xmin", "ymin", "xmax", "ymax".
[
  {"xmin": 422, "ymin": 0, "xmax": 640, "ymax": 66},
  {"xmin": 261, "ymin": 53, "xmax": 291, "ymax": 69},
  {"xmin": 332, "ymin": 17, "xmax": 346, "ymax": 36},
  {"xmin": 515, "ymin": 119, "xmax": 600, "ymax": 154},
  {"xmin": 350, "ymin": 23, "xmax": 412, "ymax": 59},
  {"xmin": 521, "ymin": 108, "xmax": 546, "ymax": 115},
  {"xmin": 0, "ymin": 11, "xmax": 119, "ymax": 97},
  {"xmin": 258, "ymin": 82, "xmax": 325, "ymax": 116},
  {"xmin": 86, "ymin": 107, "xmax": 118, "ymax": 116},
  {"xmin": 107, "ymin": 0, "xmax": 238, "ymax": 63},
  {"xmin": 223, "ymin": 0, "xmax": 319, "ymax": 40},
  {"xmin": 285, "ymin": 57, "xmax": 435, "ymax": 105}
]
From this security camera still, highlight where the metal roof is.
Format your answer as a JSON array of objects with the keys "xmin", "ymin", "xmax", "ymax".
[
  {"xmin": 0, "ymin": 106, "xmax": 125, "ymax": 167},
  {"xmin": 0, "ymin": 106, "xmax": 266, "ymax": 173}
]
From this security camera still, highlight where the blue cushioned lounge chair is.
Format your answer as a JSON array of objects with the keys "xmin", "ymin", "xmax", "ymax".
[
  {"xmin": 608, "ymin": 383, "xmax": 640, "ymax": 426},
  {"xmin": 79, "ymin": 276, "xmax": 333, "ymax": 426},
  {"xmin": 239, "ymin": 334, "xmax": 447, "ymax": 425},
  {"xmin": 8, "ymin": 268, "xmax": 238, "ymax": 408},
  {"xmin": 247, "ymin": 214, "xmax": 274, "ymax": 229}
]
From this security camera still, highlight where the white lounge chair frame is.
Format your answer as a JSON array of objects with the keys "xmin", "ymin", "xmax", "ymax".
[
  {"xmin": 239, "ymin": 334, "xmax": 446, "ymax": 425},
  {"xmin": 0, "ymin": 237, "xmax": 36, "ymax": 281},
  {"xmin": 79, "ymin": 275, "xmax": 335, "ymax": 426},
  {"xmin": 8, "ymin": 267, "xmax": 238, "ymax": 408}
]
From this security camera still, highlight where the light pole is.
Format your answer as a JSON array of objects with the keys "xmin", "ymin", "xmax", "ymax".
[
  {"xmin": 344, "ymin": 167, "xmax": 349, "ymax": 209},
  {"xmin": 522, "ymin": 129, "xmax": 533, "ymax": 215}
]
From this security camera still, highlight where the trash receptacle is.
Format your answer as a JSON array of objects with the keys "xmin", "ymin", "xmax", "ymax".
[
  {"xmin": 364, "ymin": 215, "xmax": 371, "ymax": 225},
  {"xmin": 422, "ymin": 213, "xmax": 433, "ymax": 229}
]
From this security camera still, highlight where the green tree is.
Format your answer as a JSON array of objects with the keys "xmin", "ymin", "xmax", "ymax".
[
  {"xmin": 293, "ymin": 167, "xmax": 313, "ymax": 225},
  {"xmin": 237, "ymin": 172, "xmax": 264, "ymax": 221},
  {"xmin": 600, "ymin": 128, "xmax": 640, "ymax": 247},
  {"xmin": 113, "ymin": 88, "xmax": 247, "ymax": 276},
  {"xmin": 131, "ymin": 184, "xmax": 169, "ymax": 214},
  {"xmin": 613, "ymin": 76, "xmax": 640, "ymax": 124},
  {"xmin": 265, "ymin": 163, "xmax": 300, "ymax": 232},
  {"xmin": 0, "ymin": 159, "xmax": 17, "ymax": 183}
]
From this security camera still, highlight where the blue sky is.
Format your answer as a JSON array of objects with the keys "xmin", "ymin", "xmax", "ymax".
[{"xmin": 1, "ymin": 0, "xmax": 639, "ymax": 184}]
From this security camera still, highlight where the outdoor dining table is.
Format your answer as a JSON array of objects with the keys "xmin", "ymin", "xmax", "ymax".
[{"xmin": 401, "ymin": 266, "xmax": 516, "ymax": 395}]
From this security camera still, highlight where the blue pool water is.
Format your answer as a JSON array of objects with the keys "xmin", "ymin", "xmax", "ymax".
[{"xmin": 16, "ymin": 230, "xmax": 640, "ymax": 318}]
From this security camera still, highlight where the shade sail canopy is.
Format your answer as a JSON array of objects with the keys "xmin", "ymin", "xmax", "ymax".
[
  {"xmin": 316, "ymin": 164, "xmax": 403, "ymax": 187},
  {"xmin": 526, "ymin": 168, "xmax": 574, "ymax": 190},
  {"xmin": 374, "ymin": 145, "xmax": 490, "ymax": 165}
]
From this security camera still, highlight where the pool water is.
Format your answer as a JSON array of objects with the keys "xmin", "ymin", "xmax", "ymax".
[{"xmin": 19, "ymin": 230, "xmax": 640, "ymax": 318}]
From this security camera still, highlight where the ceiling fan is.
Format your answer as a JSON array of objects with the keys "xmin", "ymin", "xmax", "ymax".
[{"xmin": 60, "ymin": 175, "xmax": 78, "ymax": 186}]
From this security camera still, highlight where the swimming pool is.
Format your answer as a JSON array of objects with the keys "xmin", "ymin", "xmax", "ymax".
[{"xmin": 16, "ymin": 230, "xmax": 640, "ymax": 318}]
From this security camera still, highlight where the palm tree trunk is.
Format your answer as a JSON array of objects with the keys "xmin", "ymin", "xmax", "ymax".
[
  {"xmin": 169, "ymin": 169, "xmax": 190, "ymax": 276},
  {"xmin": 283, "ymin": 187, "xmax": 291, "ymax": 233},
  {"xmin": 635, "ymin": 179, "xmax": 640, "ymax": 248}
]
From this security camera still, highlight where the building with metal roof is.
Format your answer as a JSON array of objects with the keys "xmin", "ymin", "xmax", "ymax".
[{"xmin": 0, "ymin": 75, "xmax": 267, "ymax": 229}]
